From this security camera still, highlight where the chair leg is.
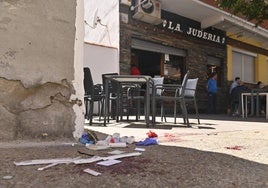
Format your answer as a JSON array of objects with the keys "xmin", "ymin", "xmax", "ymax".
[
  {"xmin": 98, "ymin": 100, "xmax": 102, "ymax": 121},
  {"xmin": 180, "ymin": 100, "xmax": 189, "ymax": 126},
  {"xmin": 194, "ymin": 99, "xmax": 200, "ymax": 124},
  {"xmin": 182, "ymin": 101, "xmax": 190, "ymax": 126},
  {"xmin": 89, "ymin": 100, "xmax": 94, "ymax": 125},
  {"xmin": 84, "ymin": 99, "xmax": 89, "ymax": 120},
  {"xmin": 179, "ymin": 102, "xmax": 186, "ymax": 124},
  {"xmin": 174, "ymin": 100, "xmax": 177, "ymax": 124},
  {"xmin": 160, "ymin": 101, "xmax": 166, "ymax": 122}
]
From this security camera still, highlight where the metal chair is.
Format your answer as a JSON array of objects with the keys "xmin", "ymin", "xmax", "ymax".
[
  {"xmin": 102, "ymin": 73, "xmax": 119, "ymax": 122},
  {"xmin": 181, "ymin": 78, "xmax": 200, "ymax": 124},
  {"xmin": 152, "ymin": 71, "xmax": 190, "ymax": 126},
  {"xmin": 84, "ymin": 67, "xmax": 104, "ymax": 125}
]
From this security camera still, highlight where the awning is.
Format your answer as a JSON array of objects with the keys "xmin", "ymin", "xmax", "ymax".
[{"xmin": 160, "ymin": 0, "xmax": 268, "ymax": 48}]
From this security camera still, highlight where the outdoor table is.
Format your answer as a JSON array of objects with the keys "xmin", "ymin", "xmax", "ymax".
[
  {"xmin": 103, "ymin": 75, "xmax": 152, "ymax": 126},
  {"xmin": 241, "ymin": 92, "xmax": 268, "ymax": 119}
]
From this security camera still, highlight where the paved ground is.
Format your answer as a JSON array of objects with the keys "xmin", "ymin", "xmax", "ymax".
[
  {"xmin": 85, "ymin": 114, "xmax": 268, "ymax": 164},
  {"xmin": 0, "ymin": 114, "xmax": 267, "ymax": 187}
]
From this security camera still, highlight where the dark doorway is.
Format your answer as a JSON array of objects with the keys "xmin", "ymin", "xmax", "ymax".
[{"xmin": 131, "ymin": 49, "xmax": 161, "ymax": 77}]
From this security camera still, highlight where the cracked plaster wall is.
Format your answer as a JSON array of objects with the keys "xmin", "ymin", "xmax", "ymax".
[{"xmin": 0, "ymin": 0, "xmax": 84, "ymax": 140}]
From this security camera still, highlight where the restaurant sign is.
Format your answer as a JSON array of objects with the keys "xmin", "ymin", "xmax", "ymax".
[{"xmin": 161, "ymin": 19, "xmax": 226, "ymax": 45}]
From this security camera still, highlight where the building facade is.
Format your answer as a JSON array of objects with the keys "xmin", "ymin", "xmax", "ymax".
[{"xmin": 119, "ymin": 0, "xmax": 268, "ymax": 114}]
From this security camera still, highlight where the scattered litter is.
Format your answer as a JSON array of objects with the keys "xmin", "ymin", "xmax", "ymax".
[
  {"xmin": 14, "ymin": 157, "xmax": 80, "ymax": 166},
  {"xmin": 147, "ymin": 130, "xmax": 158, "ymax": 138},
  {"xmin": 74, "ymin": 152, "xmax": 142, "ymax": 164},
  {"xmin": 97, "ymin": 159, "xmax": 122, "ymax": 166},
  {"xmin": 80, "ymin": 130, "xmax": 98, "ymax": 144},
  {"xmin": 83, "ymin": 168, "xmax": 101, "ymax": 176},
  {"xmin": 136, "ymin": 137, "xmax": 158, "ymax": 146},
  {"xmin": 85, "ymin": 144, "xmax": 110, "ymax": 150},
  {"xmin": 37, "ymin": 163, "xmax": 59, "ymax": 171},
  {"xmin": 108, "ymin": 142, "xmax": 127, "ymax": 148},
  {"xmin": 207, "ymin": 132, "xmax": 218, "ymax": 136},
  {"xmin": 127, "ymin": 136, "xmax": 135, "ymax": 144},
  {"xmin": 135, "ymin": 147, "xmax": 145, "ymax": 152},
  {"xmin": 225, "ymin": 146, "xmax": 244, "ymax": 150},
  {"xmin": 108, "ymin": 150, "xmax": 125, "ymax": 155},
  {"xmin": 2, "ymin": 175, "xmax": 13, "ymax": 180},
  {"xmin": 73, "ymin": 156, "xmax": 103, "ymax": 165}
]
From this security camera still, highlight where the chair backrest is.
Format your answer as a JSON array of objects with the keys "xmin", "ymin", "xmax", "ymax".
[
  {"xmin": 84, "ymin": 67, "xmax": 94, "ymax": 95},
  {"xmin": 150, "ymin": 77, "xmax": 164, "ymax": 95},
  {"xmin": 184, "ymin": 78, "xmax": 199, "ymax": 97},
  {"xmin": 178, "ymin": 70, "xmax": 190, "ymax": 96},
  {"xmin": 102, "ymin": 73, "xmax": 119, "ymax": 94}
]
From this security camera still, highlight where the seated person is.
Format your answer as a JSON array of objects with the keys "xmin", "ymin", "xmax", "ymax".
[
  {"xmin": 230, "ymin": 81, "xmax": 250, "ymax": 116},
  {"xmin": 256, "ymin": 81, "xmax": 267, "ymax": 115},
  {"xmin": 229, "ymin": 77, "xmax": 240, "ymax": 94},
  {"xmin": 130, "ymin": 64, "xmax": 141, "ymax": 75}
]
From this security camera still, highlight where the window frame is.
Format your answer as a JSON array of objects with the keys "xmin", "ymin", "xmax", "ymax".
[{"xmin": 232, "ymin": 48, "xmax": 256, "ymax": 83}]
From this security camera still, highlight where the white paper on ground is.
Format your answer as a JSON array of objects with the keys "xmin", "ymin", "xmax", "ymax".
[
  {"xmin": 14, "ymin": 157, "xmax": 80, "ymax": 166},
  {"xmin": 73, "ymin": 156, "xmax": 103, "ymax": 164},
  {"xmin": 108, "ymin": 150, "xmax": 125, "ymax": 155},
  {"xmin": 86, "ymin": 144, "xmax": 110, "ymax": 150},
  {"xmin": 102, "ymin": 152, "xmax": 142, "ymax": 160},
  {"xmin": 83, "ymin": 168, "xmax": 101, "ymax": 176},
  {"xmin": 135, "ymin": 147, "xmax": 145, "ymax": 151},
  {"xmin": 108, "ymin": 143, "xmax": 127, "ymax": 147},
  {"xmin": 37, "ymin": 163, "xmax": 59, "ymax": 171},
  {"xmin": 97, "ymin": 159, "xmax": 122, "ymax": 166}
]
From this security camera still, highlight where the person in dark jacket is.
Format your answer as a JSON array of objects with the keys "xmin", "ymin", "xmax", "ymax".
[{"xmin": 230, "ymin": 81, "xmax": 250, "ymax": 116}]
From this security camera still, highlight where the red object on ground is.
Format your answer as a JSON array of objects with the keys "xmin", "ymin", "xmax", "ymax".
[
  {"xmin": 147, "ymin": 131, "xmax": 158, "ymax": 138},
  {"xmin": 225, "ymin": 146, "xmax": 243, "ymax": 150}
]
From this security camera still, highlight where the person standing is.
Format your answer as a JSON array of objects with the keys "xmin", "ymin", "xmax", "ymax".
[{"xmin": 207, "ymin": 72, "xmax": 218, "ymax": 114}]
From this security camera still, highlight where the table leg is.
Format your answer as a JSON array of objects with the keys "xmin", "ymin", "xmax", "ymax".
[
  {"xmin": 256, "ymin": 93, "xmax": 260, "ymax": 117},
  {"xmin": 241, "ymin": 94, "xmax": 245, "ymax": 118},
  {"xmin": 145, "ymin": 79, "xmax": 150, "ymax": 127},
  {"xmin": 104, "ymin": 80, "xmax": 109, "ymax": 126},
  {"xmin": 245, "ymin": 95, "xmax": 248, "ymax": 118},
  {"xmin": 266, "ymin": 93, "xmax": 268, "ymax": 119},
  {"xmin": 250, "ymin": 93, "xmax": 254, "ymax": 116}
]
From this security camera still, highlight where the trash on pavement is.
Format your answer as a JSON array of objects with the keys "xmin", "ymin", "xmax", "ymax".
[
  {"xmin": 134, "ymin": 147, "xmax": 145, "ymax": 152},
  {"xmin": 97, "ymin": 159, "xmax": 122, "ymax": 166},
  {"xmin": 146, "ymin": 130, "xmax": 158, "ymax": 138},
  {"xmin": 108, "ymin": 150, "xmax": 125, "ymax": 155},
  {"xmin": 136, "ymin": 137, "xmax": 158, "ymax": 146},
  {"xmin": 83, "ymin": 168, "xmax": 101, "ymax": 176}
]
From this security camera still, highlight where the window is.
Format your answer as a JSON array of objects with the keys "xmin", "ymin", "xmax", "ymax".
[
  {"xmin": 232, "ymin": 50, "xmax": 255, "ymax": 83},
  {"xmin": 163, "ymin": 54, "xmax": 185, "ymax": 83}
]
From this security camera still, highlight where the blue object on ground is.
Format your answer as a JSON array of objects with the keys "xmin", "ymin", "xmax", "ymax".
[{"xmin": 135, "ymin": 138, "xmax": 158, "ymax": 146}]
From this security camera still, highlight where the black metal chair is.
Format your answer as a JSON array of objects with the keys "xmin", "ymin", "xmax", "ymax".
[
  {"xmin": 84, "ymin": 67, "xmax": 104, "ymax": 125},
  {"xmin": 102, "ymin": 73, "xmax": 119, "ymax": 122}
]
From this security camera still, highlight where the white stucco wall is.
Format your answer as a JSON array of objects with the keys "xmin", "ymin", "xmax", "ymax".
[
  {"xmin": 84, "ymin": 43, "xmax": 119, "ymax": 84},
  {"xmin": 84, "ymin": 0, "xmax": 119, "ymax": 84},
  {"xmin": 84, "ymin": 0, "xmax": 119, "ymax": 49}
]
